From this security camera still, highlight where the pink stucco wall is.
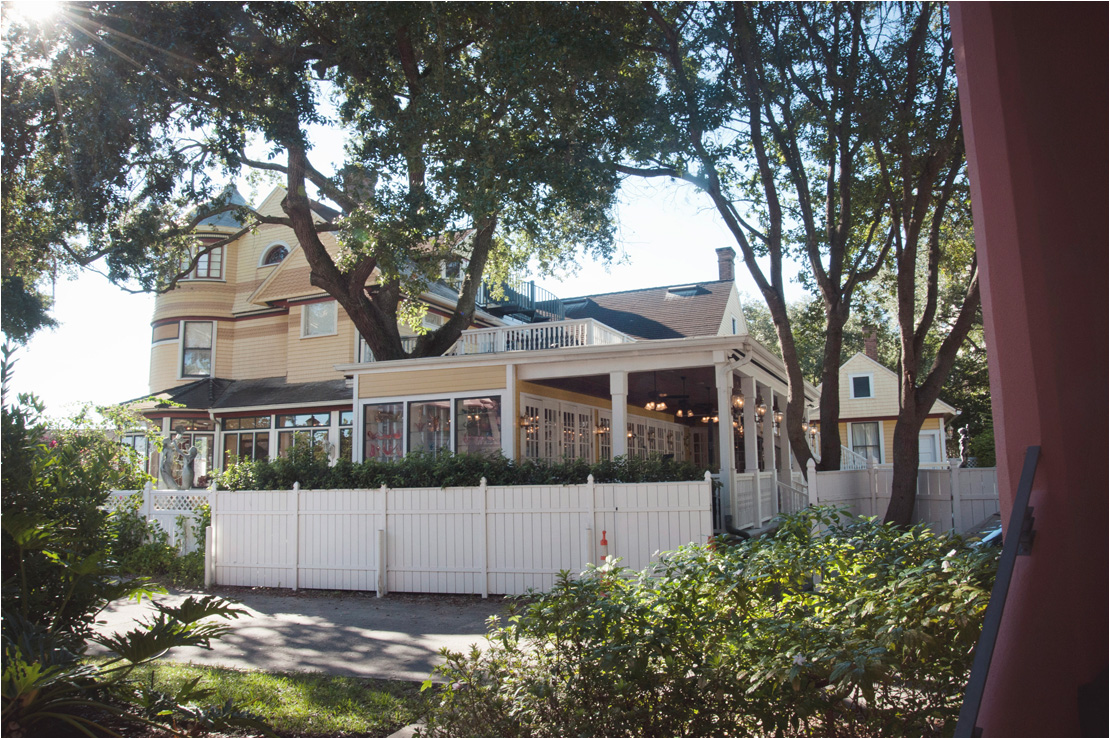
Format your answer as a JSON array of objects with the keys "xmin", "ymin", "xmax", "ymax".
[{"xmin": 951, "ymin": 3, "xmax": 1107, "ymax": 735}]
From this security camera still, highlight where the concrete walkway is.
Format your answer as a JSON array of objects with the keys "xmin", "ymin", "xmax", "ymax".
[{"xmin": 92, "ymin": 586, "xmax": 509, "ymax": 682}]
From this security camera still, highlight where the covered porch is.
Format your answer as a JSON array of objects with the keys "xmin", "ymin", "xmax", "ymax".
[{"xmin": 341, "ymin": 331, "xmax": 817, "ymax": 532}]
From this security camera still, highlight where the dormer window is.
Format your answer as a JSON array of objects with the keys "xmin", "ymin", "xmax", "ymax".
[{"xmin": 261, "ymin": 244, "xmax": 289, "ymax": 266}]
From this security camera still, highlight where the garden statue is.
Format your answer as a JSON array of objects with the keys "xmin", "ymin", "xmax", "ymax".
[
  {"xmin": 180, "ymin": 445, "xmax": 200, "ymax": 489},
  {"xmin": 159, "ymin": 433, "xmax": 183, "ymax": 489},
  {"xmin": 958, "ymin": 426, "xmax": 969, "ymax": 467}
]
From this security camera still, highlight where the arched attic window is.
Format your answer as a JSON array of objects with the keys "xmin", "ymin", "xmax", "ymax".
[{"xmin": 260, "ymin": 244, "xmax": 289, "ymax": 266}]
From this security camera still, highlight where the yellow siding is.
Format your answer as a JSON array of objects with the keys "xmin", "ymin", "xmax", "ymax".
[
  {"xmin": 229, "ymin": 316, "xmax": 289, "ymax": 379},
  {"xmin": 152, "ymin": 323, "xmax": 178, "ymax": 342},
  {"xmin": 838, "ymin": 416, "xmax": 945, "ymax": 464},
  {"xmin": 214, "ymin": 322, "xmax": 234, "ymax": 378},
  {"xmin": 152, "ymin": 283, "xmax": 236, "ymax": 323},
  {"xmin": 359, "ymin": 364, "xmax": 507, "ymax": 399},
  {"xmin": 149, "ymin": 343, "xmax": 180, "ymax": 393},
  {"xmin": 286, "ymin": 304, "xmax": 357, "ymax": 383}
]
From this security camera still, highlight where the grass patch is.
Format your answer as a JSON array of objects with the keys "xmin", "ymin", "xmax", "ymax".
[{"xmin": 123, "ymin": 661, "xmax": 428, "ymax": 736}]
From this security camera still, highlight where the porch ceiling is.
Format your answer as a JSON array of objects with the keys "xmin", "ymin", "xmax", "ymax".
[{"xmin": 530, "ymin": 366, "xmax": 719, "ymax": 412}]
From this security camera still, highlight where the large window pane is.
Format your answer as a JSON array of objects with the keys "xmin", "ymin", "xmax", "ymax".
[
  {"xmin": 851, "ymin": 422, "xmax": 881, "ymax": 461},
  {"xmin": 303, "ymin": 302, "xmax": 336, "ymax": 337},
  {"xmin": 364, "ymin": 403, "xmax": 403, "ymax": 462},
  {"xmin": 455, "ymin": 397, "xmax": 502, "ymax": 457},
  {"xmin": 409, "ymin": 400, "xmax": 451, "ymax": 456},
  {"xmin": 182, "ymin": 322, "xmax": 213, "ymax": 377}
]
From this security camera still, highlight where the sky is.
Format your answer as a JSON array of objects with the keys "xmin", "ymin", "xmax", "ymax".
[{"xmin": 9, "ymin": 177, "xmax": 812, "ymax": 418}]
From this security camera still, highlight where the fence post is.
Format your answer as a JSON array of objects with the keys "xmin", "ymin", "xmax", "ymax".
[
  {"xmin": 867, "ymin": 457, "xmax": 878, "ymax": 517},
  {"xmin": 949, "ymin": 459, "xmax": 965, "ymax": 532},
  {"xmin": 291, "ymin": 483, "xmax": 300, "ymax": 591},
  {"xmin": 206, "ymin": 487, "xmax": 218, "ymax": 588},
  {"xmin": 807, "ymin": 458, "xmax": 819, "ymax": 505},
  {"xmin": 377, "ymin": 483, "xmax": 389, "ymax": 597},
  {"xmin": 479, "ymin": 477, "xmax": 489, "ymax": 599},
  {"xmin": 586, "ymin": 473, "xmax": 596, "ymax": 568},
  {"xmin": 142, "ymin": 481, "xmax": 154, "ymax": 523}
]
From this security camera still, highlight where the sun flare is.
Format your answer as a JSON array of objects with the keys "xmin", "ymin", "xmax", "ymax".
[{"xmin": 4, "ymin": 0, "xmax": 63, "ymax": 26}]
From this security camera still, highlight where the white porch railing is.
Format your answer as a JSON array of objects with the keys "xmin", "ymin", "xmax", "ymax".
[
  {"xmin": 363, "ymin": 318, "xmax": 636, "ymax": 361},
  {"xmin": 448, "ymin": 318, "xmax": 635, "ymax": 355},
  {"xmin": 841, "ymin": 445, "xmax": 870, "ymax": 470}
]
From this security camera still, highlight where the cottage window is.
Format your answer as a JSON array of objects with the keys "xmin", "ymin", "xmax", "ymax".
[
  {"xmin": 850, "ymin": 421, "xmax": 882, "ymax": 462},
  {"xmin": 301, "ymin": 301, "xmax": 337, "ymax": 337},
  {"xmin": 181, "ymin": 321, "xmax": 213, "ymax": 377},
  {"xmin": 849, "ymin": 373, "xmax": 874, "ymax": 399}
]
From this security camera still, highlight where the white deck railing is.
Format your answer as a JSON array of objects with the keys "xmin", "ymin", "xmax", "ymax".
[
  {"xmin": 447, "ymin": 318, "xmax": 635, "ymax": 356},
  {"xmin": 365, "ymin": 319, "xmax": 637, "ymax": 362}
]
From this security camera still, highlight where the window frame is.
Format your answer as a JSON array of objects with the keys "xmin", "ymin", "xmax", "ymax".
[
  {"xmin": 848, "ymin": 372, "xmax": 874, "ymax": 399},
  {"xmin": 300, "ymin": 300, "xmax": 338, "ymax": 338},
  {"xmin": 180, "ymin": 245, "xmax": 224, "ymax": 280},
  {"xmin": 848, "ymin": 420, "xmax": 883, "ymax": 463},
  {"xmin": 259, "ymin": 242, "xmax": 290, "ymax": 267},
  {"xmin": 180, "ymin": 320, "xmax": 215, "ymax": 378}
]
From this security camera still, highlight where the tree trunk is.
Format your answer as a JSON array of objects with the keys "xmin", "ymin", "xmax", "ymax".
[
  {"xmin": 884, "ymin": 398, "xmax": 923, "ymax": 525},
  {"xmin": 817, "ymin": 306, "xmax": 849, "ymax": 470}
]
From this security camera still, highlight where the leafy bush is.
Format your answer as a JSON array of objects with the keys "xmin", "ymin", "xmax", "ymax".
[
  {"xmin": 219, "ymin": 449, "xmax": 707, "ymax": 491},
  {"xmin": 1, "ymin": 347, "xmax": 266, "ymax": 737},
  {"xmin": 109, "ymin": 496, "xmax": 210, "ymax": 588},
  {"xmin": 421, "ymin": 507, "xmax": 998, "ymax": 738}
]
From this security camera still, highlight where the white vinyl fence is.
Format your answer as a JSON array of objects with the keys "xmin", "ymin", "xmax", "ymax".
[
  {"xmin": 204, "ymin": 474, "xmax": 714, "ymax": 597},
  {"xmin": 808, "ymin": 459, "xmax": 999, "ymax": 532},
  {"xmin": 106, "ymin": 483, "xmax": 208, "ymax": 553}
]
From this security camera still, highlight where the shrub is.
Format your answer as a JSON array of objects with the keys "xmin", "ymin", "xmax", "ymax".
[
  {"xmin": 421, "ymin": 507, "xmax": 999, "ymax": 738},
  {"xmin": 218, "ymin": 450, "xmax": 707, "ymax": 490},
  {"xmin": 1, "ymin": 347, "xmax": 266, "ymax": 737}
]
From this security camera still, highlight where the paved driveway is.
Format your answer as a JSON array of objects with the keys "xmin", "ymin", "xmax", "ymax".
[{"xmin": 92, "ymin": 587, "xmax": 510, "ymax": 682}]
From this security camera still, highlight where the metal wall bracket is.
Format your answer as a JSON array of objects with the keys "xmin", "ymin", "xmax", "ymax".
[{"xmin": 1017, "ymin": 506, "xmax": 1035, "ymax": 555}]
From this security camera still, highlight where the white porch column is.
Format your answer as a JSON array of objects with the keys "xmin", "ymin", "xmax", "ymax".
[
  {"xmin": 503, "ymin": 363, "xmax": 517, "ymax": 460},
  {"xmin": 742, "ymin": 373, "xmax": 761, "ymax": 525},
  {"xmin": 778, "ymin": 395, "xmax": 791, "ymax": 478},
  {"xmin": 742, "ymin": 374, "xmax": 758, "ymax": 472},
  {"xmin": 610, "ymin": 371, "xmax": 628, "ymax": 458},
  {"xmin": 714, "ymin": 358, "xmax": 734, "ymax": 515},
  {"xmin": 762, "ymin": 385, "xmax": 776, "ymax": 476}
]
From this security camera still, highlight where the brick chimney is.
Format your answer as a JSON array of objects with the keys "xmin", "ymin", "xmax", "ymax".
[
  {"xmin": 864, "ymin": 327, "xmax": 879, "ymax": 361},
  {"xmin": 716, "ymin": 247, "xmax": 736, "ymax": 281}
]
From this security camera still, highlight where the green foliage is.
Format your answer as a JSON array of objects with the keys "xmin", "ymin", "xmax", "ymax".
[
  {"xmin": 108, "ymin": 496, "xmax": 209, "ymax": 588},
  {"xmin": 1, "ymin": 354, "xmax": 265, "ymax": 737},
  {"xmin": 423, "ymin": 507, "xmax": 998, "ymax": 738},
  {"xmin": 120, "ymin": 662, "xmax": 428, "ymax": 736},
  {"xmin": 218, "ymin": 451, "xmax": 707, "ymax": 491}
]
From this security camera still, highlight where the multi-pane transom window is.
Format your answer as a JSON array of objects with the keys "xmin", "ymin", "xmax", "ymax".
[
  {"xmin": 181, "ymin": 321, "xmax": 213, "ymax": 377},
  {"xmin": 223, "ymin": 415, "xmax": 271, "ymax": 464},
  {"xmin": 276, "ymin": 412, "xmax": 331, "ymax": 456}
]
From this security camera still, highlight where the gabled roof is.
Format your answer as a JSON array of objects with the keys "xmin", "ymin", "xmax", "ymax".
[
  {"xmin": 563, "ymin": 280, "xmax": 735, "ymax": 340},
  {"xmin": 832, "ymin": 352, "xmax": 959, "ymax": 417}
]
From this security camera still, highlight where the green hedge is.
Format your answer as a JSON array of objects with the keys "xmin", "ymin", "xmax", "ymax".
[
  {"xmin": 422, "ymin": 506, "xmax": 999, "ymax": 737},
  {"xmin": 218, "ymin": 447, "xmax": 707, "ymax": 490}
]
